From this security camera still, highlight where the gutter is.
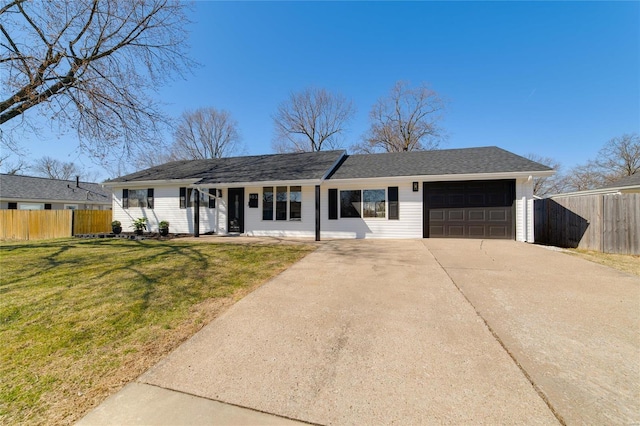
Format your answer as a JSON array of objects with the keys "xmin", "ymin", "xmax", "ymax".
[{"xmin": 327, "ymin": 170, "xmax": 555, "ymax": 185}]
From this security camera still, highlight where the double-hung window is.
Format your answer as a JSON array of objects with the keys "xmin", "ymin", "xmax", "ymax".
[
  {"xmin": 276, "ymin": 186, "xmax": 287, "ymax": 220},
  {"xmin": 289, "ymin": 186, "xmax": 301, "ymax": 220},
  {"xmin": 362, "ymin": 189, "xmax": 386, "ymax": 218},
  {"xmin": 123, "ymin": 188, "xmax": 154, "ymax": 209},
  {"xmin": 263, "ymin": 187, "xmax": 274, "ymax": 220},
  {"xmin": 180, "ymin": 187, "xmax": 215, "ymax": 208},
  {"xmin": 263, "ymin": 186, "xmax": 302, "ymax": 221},
  {"xmin": 340, "ymin": 190, "xmax": 361, "ymax": 218}
]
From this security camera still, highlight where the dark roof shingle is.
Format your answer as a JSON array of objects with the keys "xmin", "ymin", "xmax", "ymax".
[
  {"xmin": 0, "ymin": 174, "xmax": 111, "ymax": 203},
  {"xmin": 106, "ymin": 150, "xmax": 346, "ymax": 184},
  {"xmin": 328, "ymin": 146, "xmax": 553, "ymax": 180},
  {"xmin": 598, "ymin": 174, "xmax": 640, "ymax": 189}
]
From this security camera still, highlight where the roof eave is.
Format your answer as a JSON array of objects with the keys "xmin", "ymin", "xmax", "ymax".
[
  {"xmin": 329, "ymin": 170, "xmax": 555, "ymax": 184},
  {"xmin": 195, "ymin": 178, "xmax": 324, "ymax": 188},
  {"xmin": 101, "ymin": 178, "xmax": 201, "ymax": 187},
  {"xmin": 548, "ymin": 185, "xmax": 640, "ymax": 198}
]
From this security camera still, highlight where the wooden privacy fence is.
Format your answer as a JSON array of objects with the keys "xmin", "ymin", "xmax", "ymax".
[
  {"xmin": 0, "ymin": 210, "xmax": 112, "ymax": 241},
  {"xmin": 534, "ymin": 193, "xmax": 640, "ymax": 255},
  {"xmin": 73, "ymin": 210, "xmax": 112, "ymax": 235}
]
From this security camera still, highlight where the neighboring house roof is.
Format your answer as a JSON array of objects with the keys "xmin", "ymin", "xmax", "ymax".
[
  {"xmin": 598, "ymin": 174, "xmax": 640, "ymax": 190},
  {"xmin": 328, "ymin": 146, "xmax": 553, "ymax": 180},
  {"xmin": 548, "ymin": 173, "xmax": 640, "ymax": 198},
  {"xmin": 0, "ymin": 174, "xmax": 111, "ymax": 203},
  {"xmin": 105, "ymin": 150, "xmax": 346, "ymax": 185}
]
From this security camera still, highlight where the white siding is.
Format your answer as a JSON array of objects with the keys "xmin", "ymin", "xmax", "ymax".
[
  {"xmin": 110, "ymin": 177, "xmax": 536, "ymax": 240},
  {"xmin": 244, "ymin": 185, "xmax": 316, "ymax": 237},
  {"xmin": 321, "ymin": 180, "xmax": 423, "ymax": 239},
  {"xmin": 514, "ymin": 178, "xmax": 534, "ymax": 242},
  {"xmin": 111, "ymin": 186, "xmax": 217, "ymax": 234}
]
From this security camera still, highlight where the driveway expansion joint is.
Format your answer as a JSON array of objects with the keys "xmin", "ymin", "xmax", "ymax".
[
  {"xmin": 136, "ymin": 381, "xmax": 321, "ymax": 426},
  {"xmin": 426, "ymin": 244, "xmax": 567, "ymax": 426}
]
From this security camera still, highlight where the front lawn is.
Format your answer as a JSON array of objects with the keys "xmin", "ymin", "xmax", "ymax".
[{"xmin": 0, "ymin": 238, "xmax": 314, "ymax": 425}]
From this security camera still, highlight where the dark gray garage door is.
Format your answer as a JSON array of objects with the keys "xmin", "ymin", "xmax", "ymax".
[{"xmin": 423, "ymin": 180, "xmax": 515, "ymax": 239}]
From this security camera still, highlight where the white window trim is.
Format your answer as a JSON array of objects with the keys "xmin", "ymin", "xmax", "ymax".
[
  {"xmin": 339, "ymin": 189, "xmax": 388, "ymax": 220},
  {"xmin": 263, "ymin": 186, "xmax": 303, "ymax": 222},
  {"xmin": 18, "ymin": 203, "xmax": 44, "ymax": 210}
]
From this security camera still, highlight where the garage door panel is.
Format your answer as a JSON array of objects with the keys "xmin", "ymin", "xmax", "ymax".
[
  {"xmin": 468, "ymin": 226, "xmax": 486, "ymax": 237},
  {"xmin": 430, "ymin": 210, "xmax": 445, "ymax": 221},
  {"xmin": 424, "ymin": 180, "xmax": 515, "ymax": 239},
  {"xmin": 429, "ymin": 225, "xmax": 445, "ymax": 237},
  {"xmin": 448, "ymin": 225, "xmax": 464, "ymax": 236},
  {"xmin": 468, "ymin": 210, "xmax": 486, "ymax": 221},
  {"xmin": 489, "ymin": 210, "xmax": 507, "ymax": 221},
  {"xmin": 448, "ymin": 210, "xmax": 464, "ymax": 221},
  {"xmin": 489, "ymin": 226, "xmax": 509, "ymax": 238},
  {"xmin": 468, "ymin": 194, "xmax": 486, "ymax": 205},
  {"xmin": 429, "ymin": 194, "xmax": 446, "ymax": 205},
  {"xmin": 448, "ymin": 194, "xmax": 465, "ymax": 206}
]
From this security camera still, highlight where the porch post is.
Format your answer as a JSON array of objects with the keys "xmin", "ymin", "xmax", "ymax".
[
  {"xmin": 194, "ymin": 189, "xmax": 200, "ymax": 237},
  {"xmin": 315, "ymin": 185, "xmax": 320, "ymax": 241}
]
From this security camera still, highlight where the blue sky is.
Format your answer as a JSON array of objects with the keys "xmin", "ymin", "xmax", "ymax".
[{"xmin": 7, "ymin": 1, "xmax": 640, "ymax": 180}]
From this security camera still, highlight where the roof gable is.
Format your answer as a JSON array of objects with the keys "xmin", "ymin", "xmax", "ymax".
[
  {"xmin": 0, "ymin": 174, "xmax": 111, "ymax": 203},
  {"xmin": 328, "ymin": 146, "xmax": 553, "ymax": 180}
]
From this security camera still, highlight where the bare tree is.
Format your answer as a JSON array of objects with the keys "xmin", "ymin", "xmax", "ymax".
[
  {"xmin": 524, "ymin": 153, "xmax": 566, "ymax": 196},
  {"xmin": 593, "ymin": 133, "xmax": 639, "ymax": 182},
  {"xmin": 31, "ymin": 156, "xmax": 98, "ymax": 181},
  {"xmin": 171, "ymin": 108, "xmax": 242, "ymax": 160},
  {"xmin": 563, "ymin": 162, "xmax": 607, "ymax": 192},
  {"xmin": 0, "ymin": 154, "xmax": 27, "ymax": 174},
  {"xmin": 353, "ymin": 81, "xmax": 446, "ymax": 153},
  {"xmin": 562, "ymin": 133, "xmax": 639, "ymax": 192},
  {"xmin": 272, "ymin": 87, "xmax": 355, "ymax": 153},
  {"xmin": 0, "ymin": 0, "xmax": 193, "ymax": 159}
]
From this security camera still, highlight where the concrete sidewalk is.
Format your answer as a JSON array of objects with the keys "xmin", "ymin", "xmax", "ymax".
[{"xmin": 78, "ymin": 239, "xmax": 639, "ymax": 425}]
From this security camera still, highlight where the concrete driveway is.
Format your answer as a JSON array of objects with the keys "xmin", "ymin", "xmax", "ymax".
[{"xmin": 79, "ymin": 239, "xmax": 639, "ymax": 425}]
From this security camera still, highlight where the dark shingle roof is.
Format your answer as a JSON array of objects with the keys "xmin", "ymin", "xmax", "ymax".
[
  {"xmin": 598, "ymin": 174, "xmax": 640, "ymax": 189},
  {"xmin": 328, "ymin": 146, "xmax": 553, "ymax": 180},
  {"xmin": 106, "ymin": 150, "xmax": 346, "ymax": 184},
  {"xmin": 0, "ymin": 174, "xmax": 111, "ymax": 203}
]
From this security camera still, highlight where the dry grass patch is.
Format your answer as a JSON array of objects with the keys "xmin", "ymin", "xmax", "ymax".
[
  {"xmin": 566, "ymin": 249, "xmax": 640, "ymax": 277},
  {"xmin": 0, "ymin": 238, "xmax": 315, "ymax": 425}
]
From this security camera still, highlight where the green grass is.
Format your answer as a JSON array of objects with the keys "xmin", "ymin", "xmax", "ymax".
[{"xmin": 0, "ymin": 238, "xmax": 315, "ymax": 425}]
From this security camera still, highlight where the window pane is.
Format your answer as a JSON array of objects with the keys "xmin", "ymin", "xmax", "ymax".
[
  {"xmin": 276, "ymin": 186, "xmax": 287, "ymax": 221},
  {"xmin": 363, "ymin": 189, "xmax": 385, "ymax": 218},
  {"xmin": 388, "ymin": 186, "xmax": 399, "ymax": 220},
  {"xmin": 186, "ymin": 188, "xmax": 206, "ymax": 207},
  {"xmin": 340, "ymin": 190, "xmax": 361, "ymax": 218},
  {"xmin": 18, "ymin": 203, "xmax": 44, "ymax": 210},
  {"xmin": 290, "ymin": 186, "xmax": 301, "ymax": 220},
  {"xmin": 128, "ymin": 189, "xmax": 147, "ymax": 208},
  {"xmin": 263, "ymin": 187, "xmax": 273, "ymax": 220}
]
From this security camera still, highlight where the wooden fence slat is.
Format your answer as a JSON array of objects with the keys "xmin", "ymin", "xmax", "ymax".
[
  {"xmin": 535, "ymin": 193, "xmax": 639, "ymax": 255},
  {"xmin": 73, "ymin": 210, "xmax": 112, "ymax": 234},
  {"xmin": 0, "ymin": 210, "xmax": 111, "ymax": 241}
]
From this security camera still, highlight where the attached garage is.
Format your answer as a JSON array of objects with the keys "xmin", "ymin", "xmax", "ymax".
[{"xmin": 423, "ymin": 180, "xmax": 515, "ymax": 239}]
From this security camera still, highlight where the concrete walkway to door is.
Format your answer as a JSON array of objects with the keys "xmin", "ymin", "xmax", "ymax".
[{"xmin": 78, "ymin": 239, "xmax": 639, "ymax": 425}]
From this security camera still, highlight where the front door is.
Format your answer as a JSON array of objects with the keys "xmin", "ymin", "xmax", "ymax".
[{"xmin": 227, "ymin": 188, "xmax": 244, "ymax": 233}]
